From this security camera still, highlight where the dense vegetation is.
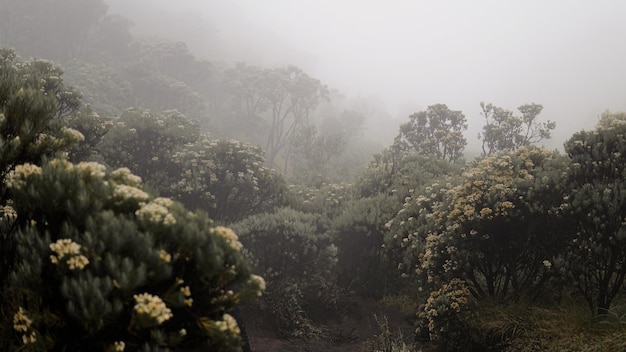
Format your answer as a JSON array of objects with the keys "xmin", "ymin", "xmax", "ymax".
[{"xmin": 1, "ymin": 1, "xmax": 626, "ymax": 351}]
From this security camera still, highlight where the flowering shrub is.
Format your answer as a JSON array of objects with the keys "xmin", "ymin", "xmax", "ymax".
[
  {"xmin": 560, "ymin": 113, "xmax": 626, "ymax": 314},
  {"xmin": 2, "ymin": 159, "xmax": 263, "ymax": 351},
  {"xmin": 99, "ymin": 107, "xmax": 200, "ymax": 181},
  {"xmin": 99, "ymin": 109, "xmax": 288, "ymax": 223},
  {"xmin": 416, "ymin": 278, "xmax": 472, "ymax": 351},
  {"xmin": 169, "ymin": 137, "xmax": 288, "ymax": 222},
  {"xmin": 0, "ymin": 49, "xmax": 262, "ymax": 350},
  {"xmin": 388, "ymin": 147, "xmax": 567, "ymax": 301}
]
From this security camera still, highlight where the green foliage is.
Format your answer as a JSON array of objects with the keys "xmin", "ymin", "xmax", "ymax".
[
  {"xmin": 2, "ymin": 159, "xmax": 261, "ymax": 351},
  {"xmin": 288, "ymin": 182, "xmax": 353, "ymax": 219},
  {"xmin": 329, "ymin": 194, "xmax": 400, "ymax": 296},
  {"xmin": 479, "ymin": 102, "xmax": 556, "ymax": 156},
  {"xmin": 561, "ymin": 113, "xmax": 626, "ymax": 314},
  {"xmin": 232, "ymin": 208, "xmax": 337, "ymax": 337},
  {"xmin": 98, "ymin": 107, "xmax": 200, "ymax": 187},
  {"xmin": 99, "ymin": 108, "xmax": 288, "ymax": 223},
  {"xmin": 64, "ymin": 106, "xmax": 113, "ymax": 163},
  {"xmin": 392, "ymin": 104, "xmax": 467, "ymax": 163},
  {"xmin": 355, "ymin": 151, "xmax": 461, "ymax": 199},
  {"xmin": 169, "ymin": 138, "xmax": 288, "ymax": 223},
  {"xmin": 0, "ymin": 48, "xmax": 83, "ymax": 198}
]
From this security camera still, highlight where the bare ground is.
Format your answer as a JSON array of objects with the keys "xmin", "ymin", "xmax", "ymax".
[{"xmin": 242, "ymin": 296, "xmax": 416, "ymax": 352}]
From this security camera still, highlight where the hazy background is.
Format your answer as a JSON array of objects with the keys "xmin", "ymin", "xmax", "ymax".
[{"xmin": 107, "ymin": 0, "xmax": 626, "ymax": 152}]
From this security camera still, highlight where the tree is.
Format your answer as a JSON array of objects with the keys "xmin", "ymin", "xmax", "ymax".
[
  {"xmin": 263, "ymin": 66, "xmax": 329, "ymax": 171},
  {"xmin": 561, "ymin": 112, "xmax": 626, "ymax": 314},
  {"xmin": 392, "ymin": 104, "xmax": 467, "ymax": 163},
  {"xmin": 290, "ymin": 124, "xmax": 347, "ymax": 182},
  {"xmin": 478, "ymin": 102, "xmax": 556, "ymax": 156}
]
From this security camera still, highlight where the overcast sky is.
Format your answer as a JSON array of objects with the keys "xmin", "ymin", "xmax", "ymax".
[{"xmin": 110, "ymin": 0, "xmax": 626, "ymax": 151}]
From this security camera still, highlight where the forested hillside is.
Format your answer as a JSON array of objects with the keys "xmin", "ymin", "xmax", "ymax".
[{"xmin": 2, "ymin": 1, "xmax": 626, "ymax": 351}]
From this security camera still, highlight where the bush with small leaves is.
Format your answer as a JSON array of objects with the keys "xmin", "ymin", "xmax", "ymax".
[
  {"xmin": 98, "ymin": 107, "xmax": 200, "ymax": 184},
  {"xmin": 232, "ymin": 208, "xmax": 337, "ymax": 338},
  {"xmin": 288, "ymin": 182, "xmax": 353, "ymax": 219},
  {"xmin": 561, "ymin": 112, "xmax": 626, "ymax": 314},
  {"xmin": 0, "ymin": 48, "xmax": 262, "ymax": 351},
  {"xmin": 1, "ymin": 159, "xmax": 263, "ymax": 351},
  {"xmin": 169, "ymin": 137, "xmax": 288, "ymax": 223},
  {"xmin": 329, "ymin": 194, "xmax": 401, "ymax": 296}
]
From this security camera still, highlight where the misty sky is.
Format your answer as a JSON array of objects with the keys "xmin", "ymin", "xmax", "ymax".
[{"xmin": 110, "ymin": 0, "xmax": 626, "ymax": 151}]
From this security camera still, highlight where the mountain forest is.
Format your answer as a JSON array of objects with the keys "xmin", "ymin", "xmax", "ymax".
[{"xmin": 1, "ymin": 1, "xmax": 626, "ymax": 351}]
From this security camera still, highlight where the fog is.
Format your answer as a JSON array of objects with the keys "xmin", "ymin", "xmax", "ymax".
[{"xmin": 108, "ymin": 0, "xmax": 626, "ymax": 152}]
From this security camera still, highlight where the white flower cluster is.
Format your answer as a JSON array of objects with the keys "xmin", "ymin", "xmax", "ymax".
[
  {"xmin": 247, "ymin": 274, "xmax": 266, "ymax": 297},
  {"xmin": 214, "ymin": 226, "xmax": 243, "ymax": 251},
  {"xmin": 111, "ymin": 167, "xmax": 142, "ymax": 185},
  {"xmin": 13, "ymin": 307, "xmax": 37, "ymax": 345},
  {"xmin": 133, "ymin": 293, "xmax": 173, "ymax": 324},
  {"xmin": 216, "ymin": 313, "xmax": 240, "ymax": 335},
  {"xmin": 113, "ymin": 184, "xmax": 150, "ymax": 203},
  {"xmin": 7, "ymin": 163, "xmax": 42, "ymax": 190},
  {"xmin": 76, "ymin": 162, "xmax": 106, "ymax": 178},
  {"xmin": 158, "ymin": 249, "xmax": 171, "ymax": 263},
  {"xmin": 135, "ymin": 198, "xmax": 177, "ymax": 226},
  {"xmin": 113, "ymin": 341, "xmax": 125, "ymax": 351},
  {"xmin": 61, "ymin": 127, "xmax": 85, "ymax": 144},
  {"xmin": 1, "ymin": 205, "xmax": 17, "ymax": 222},
  {"xmin": 180, "ymin": 285, "xmax": 193, "ymax": 307},
  {"xmin": 50, "ymin": 239, "xmax": 89, "ymax": 270}
]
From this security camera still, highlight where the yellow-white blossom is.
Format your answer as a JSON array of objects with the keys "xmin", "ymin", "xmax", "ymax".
[
  {"xmin": 158, "ymin": 249, "xmax": 171, "ymax": 263},
  {"xmin": 133, "ymin": 293, "xmax": 173, "ymax": 324},
  {"xmin": 7, "ymin": 163, "xmax": 42, "ymax": 189},
  {"xmin": 111, "ymin": 167, "xmax": 142, "ymax": 185},
  {"xmin": 114, "ymin": 184, "xmax": 150, "ymax": 203},
  {"xmin": 214, "ymin": 226, "xmax": 243, "ymax": 251},
  {"xmin": 113, "ymin": 341, "xmax": 125, "ymax": 351},
  {"xmin": 216, "ymin": 313, "xmax": 240, "ymax": 335},
  {"xmin": 76, "ymin": 161, "xmax": 106, "ymax": 178},
  {"xmin": 136, "ymin": 201, "xmax": 176, "ymax": 226},
  {"xmin": 247, "ymin": 274, "xmax": 266, "ymax": 297},
  {"xmin": 13, "ymin": 307, "xmax": 32, "ymax": 333},
  {"xmin": 61, "ymin": 127, "xmax": 85, "ymax": 143},
  {"xmin": 50, "ymin": 239, "xmax": 88, "ymax": 270}
]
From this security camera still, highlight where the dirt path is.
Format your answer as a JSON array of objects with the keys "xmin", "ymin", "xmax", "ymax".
[{"xmin": 243, "ymin": 297, "xmax": 416, "ymax": 352}]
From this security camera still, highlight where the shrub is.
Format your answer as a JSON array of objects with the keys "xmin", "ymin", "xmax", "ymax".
[
  {"xmin": 388, "ymin": 147, "xmax": 567, "ymax": 301},
  {"xmin": 329, "ymin": 194, "xmax": 401, "ymax": 296},
  {"xmin": 169, "ymin": 138, "xmax": 288, "ymax": 223},
  {"xmin": 232, "ymin": 208, "xmax": 337, "ymax": 337},
  {"xmin": 1, "ymin": 159, "xmax": 263, "ymax": 351}
]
